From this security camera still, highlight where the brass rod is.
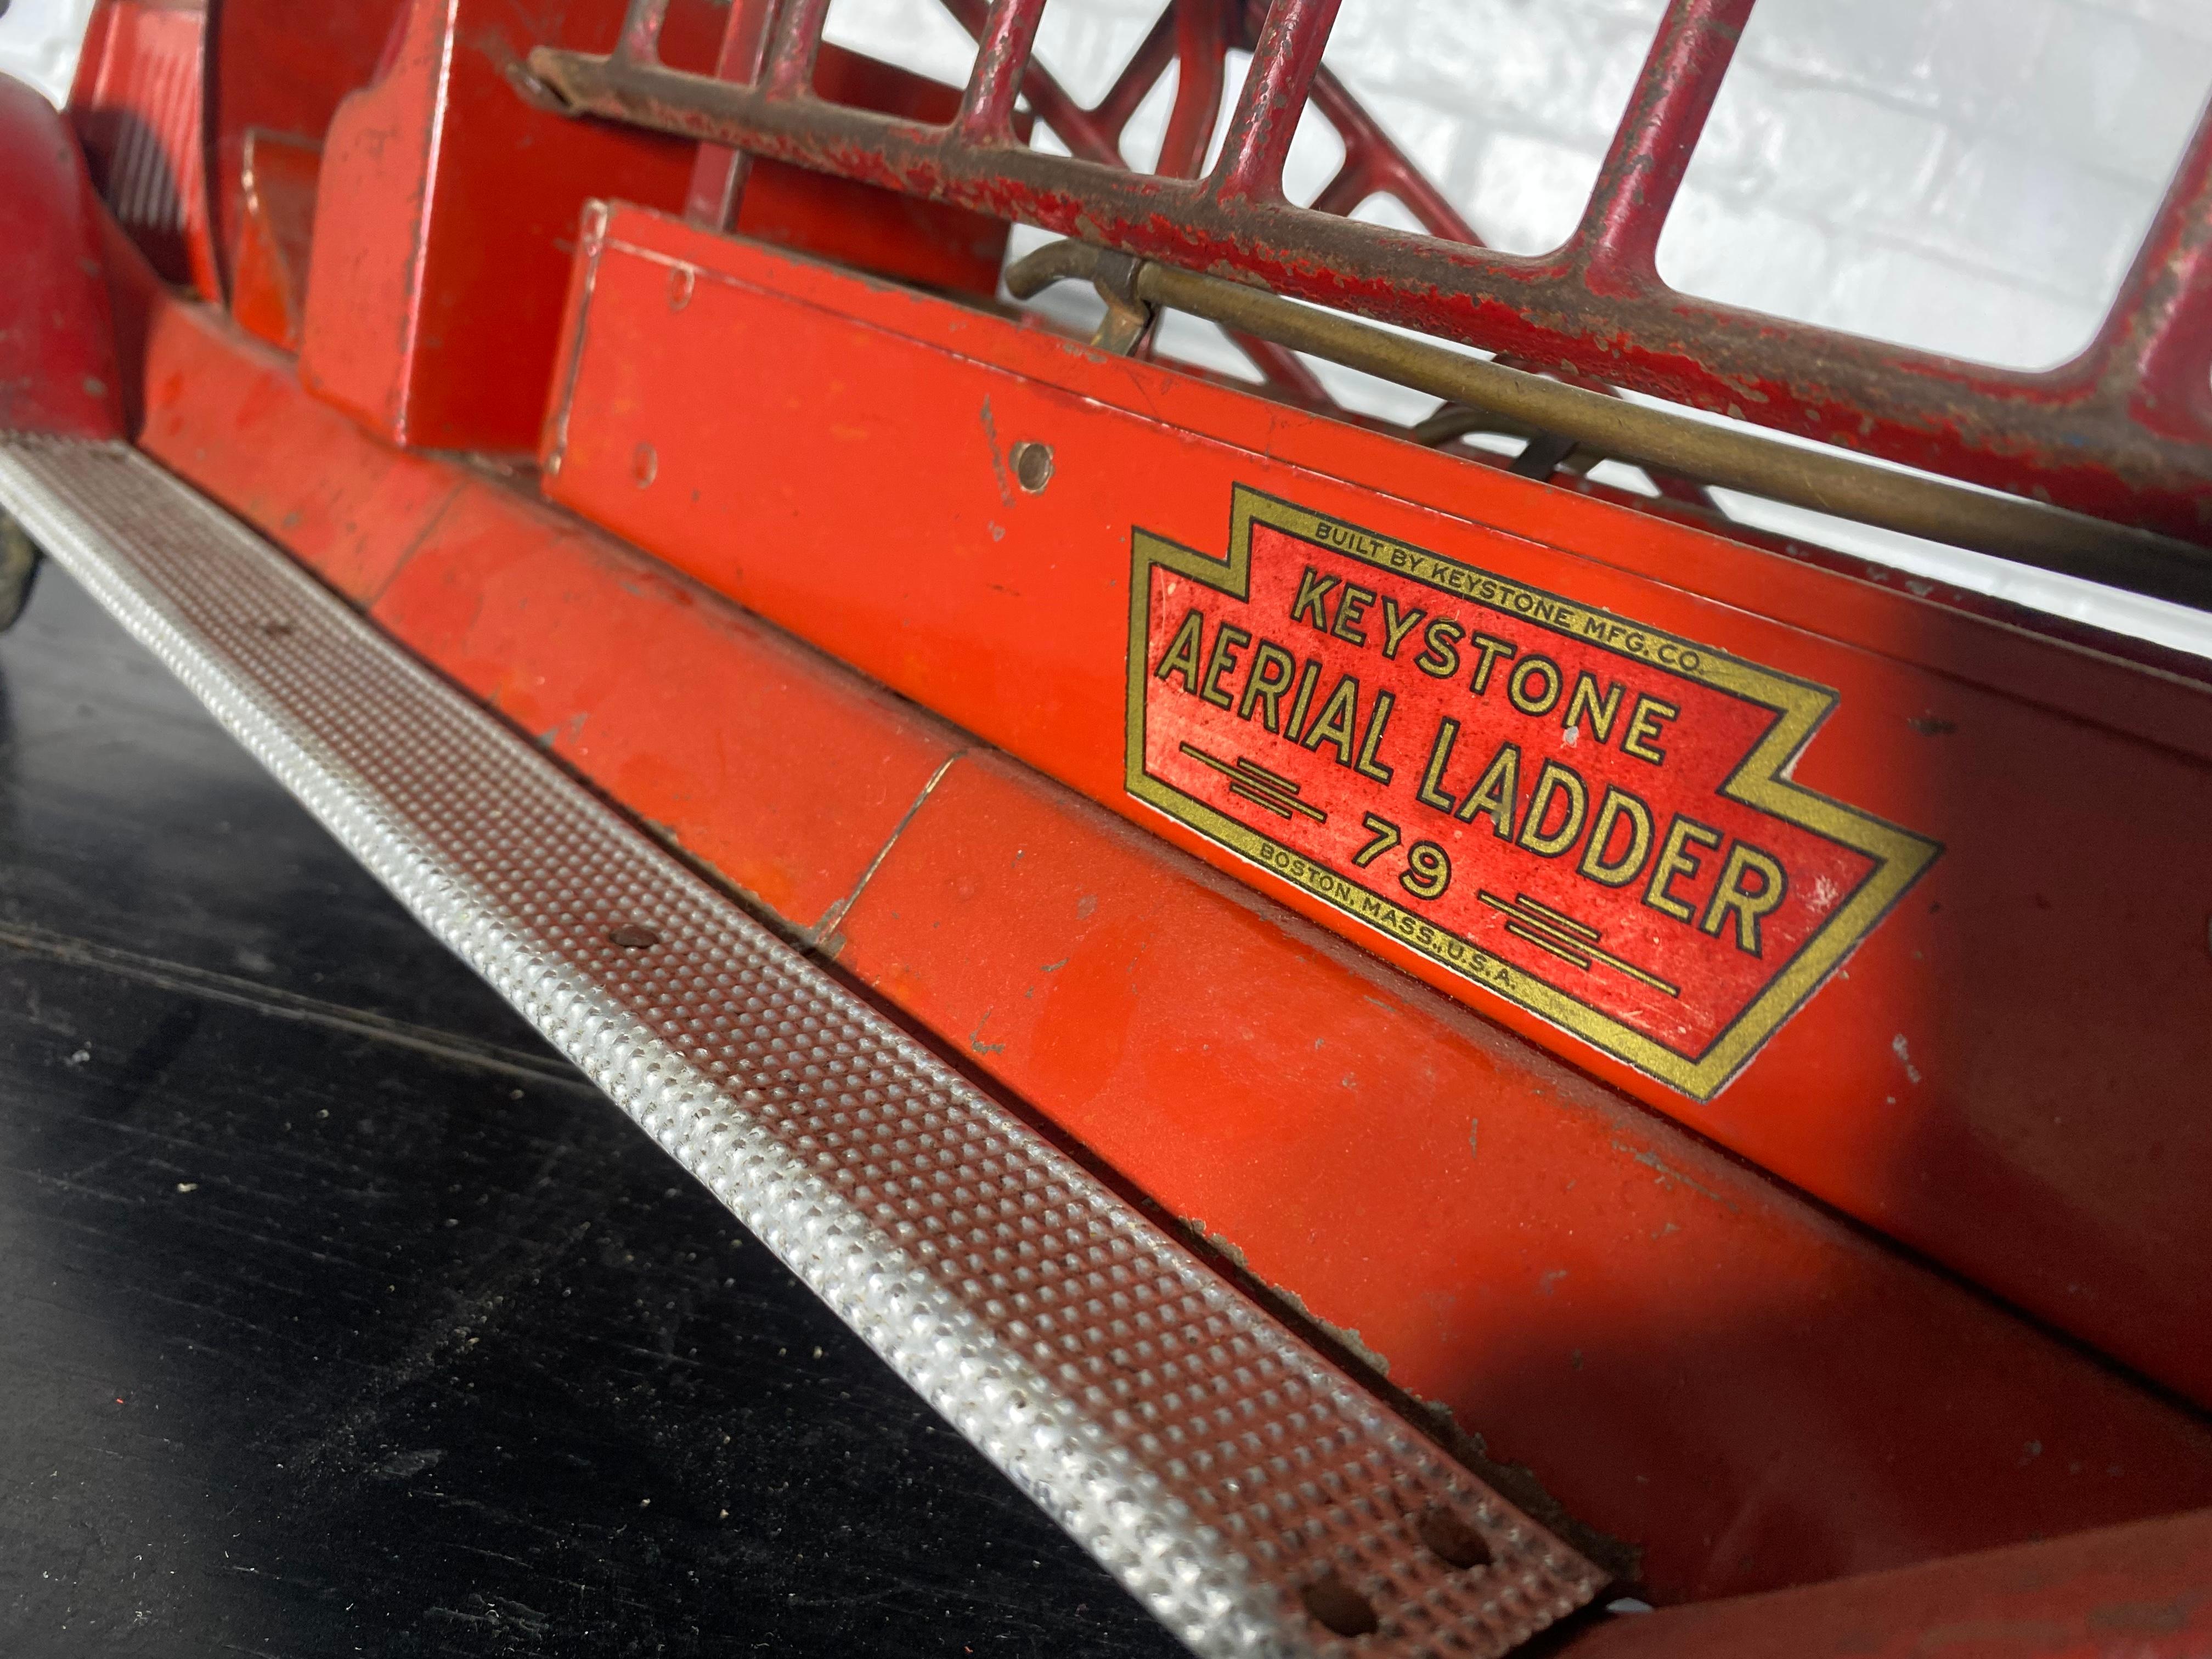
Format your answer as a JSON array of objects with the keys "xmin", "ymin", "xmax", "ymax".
[{"xmin": 1008, "ymin": 239, "xmax": 2212, "ymax": 611}]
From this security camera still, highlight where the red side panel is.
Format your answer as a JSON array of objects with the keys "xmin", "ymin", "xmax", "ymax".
[
  {"xmin": 1578, "ymin": 1505, "xmax": 2212, "ymax": 1659},
  {"xmin": 541, "ymin": 204, "xmax": 2212, "ymax": 1412},
  {"xmin": 373, "ymin": 481, "xmax": 964, "ymax": 928},
  {"xmin": 119, "ymin": 287, "xmax": 2212, "ymax": 1607},
  {"xmin": 297, "ymin": 0, "xmax": 702, "ymax": 452},
  {"xmin": 0, "ymin": 75, "xmax": 123, "ymax": 439},
  {"xmin": 291, "ymin": 0, "xmax": 1014, "ymax": 452},
  {"xmin": 205, "ymin": 0, "xmax": 405, "ymax": 295},
  {"xmin": 66, "ymin": 0, "xmax": 218, "ymax": 299},
  {"xmin": 228, "ymin": 131, "xmax": 320, "ymax": 353},
  {"xmin": 134, "ymin": 303, "xmax": 464, "ymax": 602}
]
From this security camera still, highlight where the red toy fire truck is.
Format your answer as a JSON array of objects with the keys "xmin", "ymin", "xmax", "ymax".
[{"xmin": 6, "ymin": 2, "xmax": 2212, "ymax": 1652}]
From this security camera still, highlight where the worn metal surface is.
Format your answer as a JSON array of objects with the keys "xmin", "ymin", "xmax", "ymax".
[
  {"xmin": 210, "ymin": 0, "xmax": 1009, "ymax": 451},
  {"xmin": 531, "ymin": 0, "xmax": 2212, "ymax": 558},
  {"xmin": 116, "ymin": 276, "xmax": 2212, "ymax": 1608},
  {"xmin": 0, "ymin": 432, "xmax": 1607, "ymax": 1657},
  {"xmin": 296, "ymin": 0, "xmax": 709, "ymax": 451},
  {"xmin": 204, "ymin": 0, "xmax": 403, "ymax": 300},
  {"xmin": 702, "ymin": 42, "xmax": 1024, "ymax": 298},
  {"xmin": 227, "ymin": 128, "xmax": 320, "ymax": 352},
  {"xmin": 1008, "ymin": 239, "xmax": 2212, "ymax": 605},
  {"xmin": 0, "ymin": 73, "xmax": 122, "ymax": 442},
  {"xmin": 542, "ymin": 204, "xmax": 2212, "ymax": 1418},
  {"xmin": 1571, "ymin": 1506, "xmax": 2212, "ymax": 1659}
]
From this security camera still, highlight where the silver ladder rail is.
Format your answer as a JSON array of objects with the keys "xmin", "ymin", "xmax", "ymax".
[{"xmin": 0, "ymin": 434, "xmax": 1603, "ymax": 1659}]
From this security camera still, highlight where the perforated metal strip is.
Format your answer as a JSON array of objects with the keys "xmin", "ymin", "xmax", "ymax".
[{"xmin": 0, "ymin": 436, "xmax": 1604, "ymax": 1658}]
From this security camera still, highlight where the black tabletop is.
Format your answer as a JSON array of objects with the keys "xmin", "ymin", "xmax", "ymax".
[{"xmin": 0, "ymin": 562, "xmax": 1181, "ymax": 1659}]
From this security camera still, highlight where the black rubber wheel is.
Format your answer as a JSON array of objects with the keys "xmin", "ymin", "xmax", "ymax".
[{"xmin": 0, "ymin": 514, "xmax": 41, "ymax": 633}]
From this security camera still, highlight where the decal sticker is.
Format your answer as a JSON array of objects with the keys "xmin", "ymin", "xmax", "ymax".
[{"xmin": 1127, "ymin": 487, "xmax": 1941, "ymax": 1100}]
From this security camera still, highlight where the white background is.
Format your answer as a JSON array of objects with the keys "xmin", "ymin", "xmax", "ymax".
[{"xmin": 0, "ymin": 0, "xmax": 93, "ymax": 102}]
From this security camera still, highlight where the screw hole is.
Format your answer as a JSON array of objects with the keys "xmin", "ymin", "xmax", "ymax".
[
  {"xmin": 668, "ymin": 266, "xmax": 695, "ymax": 311},
  {"xmin": 1416, "ymin": 1506, "xmax": 1493, "ymax": 1571},
  {"xmin": 1299, "ymin": 1570, "xmax": 1379, "ymax": 1638},
  {"xmin": 632, "ymin": 442, "xmax": 658, "ymax": 488},
  {"xmin": 608, "ymin": 924, "xmax": 661, "ymax": 950},
  {"xmin": 1011, "ymin": 440, "xmax": 1053, "ymax": 493}
]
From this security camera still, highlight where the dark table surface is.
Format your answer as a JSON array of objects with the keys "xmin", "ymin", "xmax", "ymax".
[{"xmin": 0, "ymin": 563, "xmax": 1181, "ymax": 1658}]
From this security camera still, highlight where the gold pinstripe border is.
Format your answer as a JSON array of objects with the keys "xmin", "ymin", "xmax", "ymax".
[{"xmin": 1125, "ymin": 486, "xmax": 1942, "ymax": 1102}]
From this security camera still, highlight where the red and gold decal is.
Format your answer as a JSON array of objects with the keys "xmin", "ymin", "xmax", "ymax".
[{"xmin": 1128, "ymin": 488, "xmax": 1940, "ymax": 1099}]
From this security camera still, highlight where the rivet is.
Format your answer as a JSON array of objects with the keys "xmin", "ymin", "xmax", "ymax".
[
  {"xmin": 1299, "ymin": 1570, "xmax": 1379, "ymax": 1638},
  {"xmin": 668, "ymin": 266, "xmax": 695, "ymax": 311},
  {"xmin": 1415, "ymin": 1505, "xmax": 1493, "ymax": 1571},
  {"xmin": 1011, "ymin": 441, "xmax": 1054, "ymax": 494},
  {"xmin": 632, "ymin": 441, "xmax": 658, "ymax": 488}
]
